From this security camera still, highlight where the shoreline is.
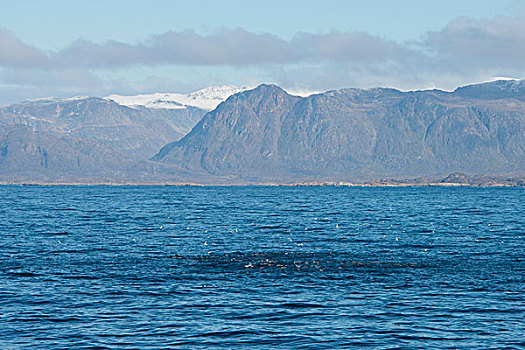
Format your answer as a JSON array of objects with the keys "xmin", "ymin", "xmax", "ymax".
[{"xmin": 1, "ymin": 181, "xmax": 523, "ymax": 187}]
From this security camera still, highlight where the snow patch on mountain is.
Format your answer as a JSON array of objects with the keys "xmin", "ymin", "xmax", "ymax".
[
  {"xmin": 487, "ymin": 77, "xmax": 521, "ymax": 82},
  {"xmin": 284, "ymin": 88, "xmax": 320, "ymax": 97},
  {"xmin": 21, "ymin": 96, "xmax": 92, "ymax": 104},
  {"xmin": 105, "ymin": 85, "xmax": 248, "ymax": 111}
]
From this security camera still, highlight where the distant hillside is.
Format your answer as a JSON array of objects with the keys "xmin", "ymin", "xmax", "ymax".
[
  {"xmin": 0, "ymin": 125, "xmax": 127, "ymax": 181},
  {"xmin": 0, "ymin": 97, "xmax": 205, "ymax": 180},
  {"xmin": 153, "ymin": 81, "xmax": 525, "ymax": 182}
]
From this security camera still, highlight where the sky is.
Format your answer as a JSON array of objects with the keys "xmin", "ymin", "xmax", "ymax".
[{"xmin": 1, "ymin": 0, "xmax": 524, "ymax": 104}]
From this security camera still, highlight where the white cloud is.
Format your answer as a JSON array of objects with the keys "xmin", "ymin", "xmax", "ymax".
[{"xmin": 0, "ymin": 14, "xmax": 524, "ymax": 104}]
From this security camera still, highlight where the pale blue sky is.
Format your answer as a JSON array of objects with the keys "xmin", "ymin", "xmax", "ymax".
[
  {"xmin": 0, "ymin": 0, "xmax": 524, "ymax": 104},
  {"xmin": 2, "ymin": 0, "xmax": 520, "ymax": 47}
]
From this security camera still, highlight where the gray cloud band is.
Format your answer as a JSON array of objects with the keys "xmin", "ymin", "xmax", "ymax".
[{"xmin": 1, "ymin": 15, "xmax": 524, "ymax": 69}]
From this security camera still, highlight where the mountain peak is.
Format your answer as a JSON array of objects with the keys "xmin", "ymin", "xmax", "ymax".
[
  {"xmin": 225, "ymin": 84, "xmax": 298, "ymax": 109},
  {"xmin": 231, "ymin": 84, "xmax": 291, "ymax": 102},
  {"xmin": 251, "ymin": 84, "xmax": 288, "ymax": 94}
]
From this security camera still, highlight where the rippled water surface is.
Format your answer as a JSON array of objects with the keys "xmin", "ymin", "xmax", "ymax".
[{"xmin": 1, "ymin": 186, "xmax": 524, "ymax": 349}]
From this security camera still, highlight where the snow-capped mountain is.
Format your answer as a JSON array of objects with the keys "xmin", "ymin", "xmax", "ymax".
[{"xmin": 105, "ymin": 85, "xmax": 248, "ymax": 111}]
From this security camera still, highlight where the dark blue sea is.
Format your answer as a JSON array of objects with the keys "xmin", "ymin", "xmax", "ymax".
[{"xmin": 0, "ymin": 186, "xmax": 523, "ymax": 349}]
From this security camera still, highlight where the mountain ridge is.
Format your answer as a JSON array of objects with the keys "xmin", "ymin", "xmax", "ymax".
[
  {"xmin": 152, "ymin": 81, "xmax": 525, "ymax": 182},
  {"xmin": 1, "ymin": 80, "xmax": 524, "ymax": 183},
  {"xmin": 0, "ymin": 96, "xmax": 206, "ymax": 179}
]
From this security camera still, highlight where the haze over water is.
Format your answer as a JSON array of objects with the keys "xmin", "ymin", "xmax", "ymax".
[{"xmin": 1, "ymin": 186, "xmax": 523, "ymax": 349}]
